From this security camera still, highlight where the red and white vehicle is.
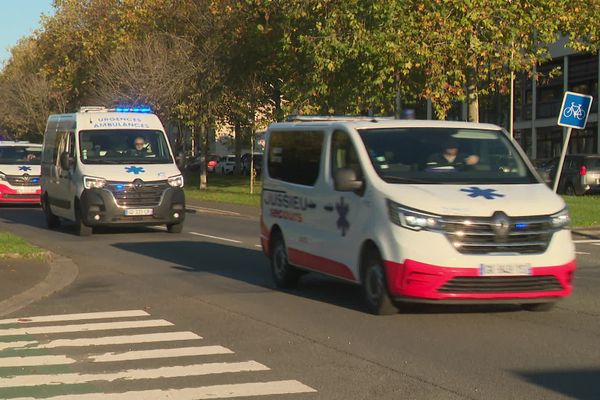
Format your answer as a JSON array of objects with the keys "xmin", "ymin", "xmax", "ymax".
[
  {"xmin": 0, "ymin": 141, "xmax": 42, "ymax": 204},
  {"xmin": 261, "ymin": 117, "xmax": 575, "ymax": 314}
]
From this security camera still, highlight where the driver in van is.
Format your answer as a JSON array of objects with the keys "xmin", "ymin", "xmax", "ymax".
[
  {"xmin": 130, "ymin": 136, "xmax": 152, "ymax": 157},
  {"xmin": 427, "ymin": 139, "xmax": 479, "ymax": 169}
]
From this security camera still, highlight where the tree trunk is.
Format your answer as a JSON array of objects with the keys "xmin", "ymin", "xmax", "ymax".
[
  {"xmin": 234, "ymin": 121, "xmax": 242, "ymax": 175},
  {"xmin": 199, "ymin": 123, "xmax": 207, "ymax": 190},
  {"xmin": 467, "ymin": 69, "xmax": 479, "ymax": 123}
]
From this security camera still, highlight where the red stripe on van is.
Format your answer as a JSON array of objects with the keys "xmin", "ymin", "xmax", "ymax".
[{"xmin": 288, "ymin": 248, "xmax": 357, "ymax": 282}]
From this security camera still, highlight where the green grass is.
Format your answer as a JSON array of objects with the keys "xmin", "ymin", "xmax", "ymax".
[
  {"xmin": 0, "ymin": 232, "xmax": 47, "ymax": 260},
  {"xmin": 563, "ymin": 196, "xmax": 600, "ymax": 228},
  {"xmin": 184, "ymin": 173, "xmax": 262, "ymax": 207}
]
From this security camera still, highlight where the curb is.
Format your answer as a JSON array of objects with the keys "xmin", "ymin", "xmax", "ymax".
[{"xmin": 0, "ymin": 254, "xmax": 79, "ymax": 318}]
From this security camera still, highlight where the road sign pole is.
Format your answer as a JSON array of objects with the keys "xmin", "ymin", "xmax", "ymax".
[{"xmin": 553, "ymin": 127, "xmax": 573, "ymax": 193}]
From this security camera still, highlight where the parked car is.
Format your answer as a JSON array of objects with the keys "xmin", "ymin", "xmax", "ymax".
[
  {"xmin": 241, "ymin": 153, "xmax": 263, "ymax": 176},
  {"xmin": 537, "ymin": 154, "xmax": 600, "ymax": 195},
  {"xmin": 186, "ymin": 154, "xmax": 219, "ymax": 172},
  {"xmin": 215, "ymin": 155, "xmax": 236, "ymax": 174}
]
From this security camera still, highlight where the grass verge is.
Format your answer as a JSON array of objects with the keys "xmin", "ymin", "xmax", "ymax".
[
  {"xmin": 0, "ymin": 232, "xmax": 47, "ymax": 260},
  {"xmin": 563, "ymin": 196, "xmax": 600, "ymax": 228},
  {"xmin": 184, "ymin": 173, "xmax": 262, "ymax": 207}
]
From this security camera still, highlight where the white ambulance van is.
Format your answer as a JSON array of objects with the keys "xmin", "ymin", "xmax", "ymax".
[
  {"xmin": 41, "ymin": 107, "xmax": 185, "ymax": 236},
  {"xmin": 261, "ymin": 117, "xmax": 575, "ymax": 314},
  {"xmin": 0, "ymin": 141, "xmax": 42, "ymax": 204}
]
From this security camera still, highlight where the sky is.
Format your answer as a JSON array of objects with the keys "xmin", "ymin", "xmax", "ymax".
[{"xmin": 0, "ymin": 0, "xmax": 54, "ymax": 67}]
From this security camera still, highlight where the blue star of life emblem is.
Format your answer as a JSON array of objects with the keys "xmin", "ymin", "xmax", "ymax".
[
  {"xmin": 125, "ymin": 166, "xmax": 145, "ymax": 175},
  {"xmin": 18, "ymin": 166, "xmax": 31, "ymax": 172},
  {"xmin": 460, "ymin": 187, "xmax": 505, "ymax": 200}
]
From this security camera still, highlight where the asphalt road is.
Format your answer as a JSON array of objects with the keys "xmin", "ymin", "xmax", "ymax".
[{"xmin": 1, "ymin": 205, "xmax": 600, "ymax": 399}]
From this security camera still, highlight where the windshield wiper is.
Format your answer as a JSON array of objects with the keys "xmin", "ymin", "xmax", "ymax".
[{"xmin": 380, "ymin": 176, "xmax": 438, "ymax": 184}]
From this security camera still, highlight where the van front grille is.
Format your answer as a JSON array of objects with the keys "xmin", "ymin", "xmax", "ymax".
[
  {"xmin": 107, "ymin": 180, "xmax": 169, "ymax": 208},
  {"xmin": 6, "ymin": 175, "xmax": 40, "ymax": 187},
  {"xmin": 441, "ymin": 214, "xmax": 554, "ymax": 255},
  {"xmin": 438, "ymin": 276, "xmax": 563, "ymax": 293}
]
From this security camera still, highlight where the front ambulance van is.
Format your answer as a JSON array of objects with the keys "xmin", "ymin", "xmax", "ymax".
[
  {"xmin": 41, "ymin": 107, "xmax": 185, "ymax": 236},
  {"xmin": 0, "ymin": 142, "xmax": 42, "ymax": 204},
  {"xmin": 261, "ymin": 118, "xmax": 575, "ymax": 315}
]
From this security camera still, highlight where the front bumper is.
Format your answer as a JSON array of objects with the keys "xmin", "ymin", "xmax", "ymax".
[
  {"xmin": 0, "ymin": 184, "xmax": 41, "ymax": 204},
  {"xmin": 384, "ymin": 258, "xmax": 576, "ymax": 303},
  {"xmin": 80, "ymin": 187, "xmax": 185, "ymax": 226}
]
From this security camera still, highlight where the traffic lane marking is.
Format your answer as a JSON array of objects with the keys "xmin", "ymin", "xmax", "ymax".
[
  {"xmin": 0, "ymin": 319, "xmax": 172, "ymax": 337},
  {"xmin": 0, "ymin": 355, "xmax": 76, "ymax": 367},
  {"xmin": 0, "ymin": 310, "xmax": 149, "ymax": 326},
  {"xmin": 9, "ymin": 380, "xmax": 316, "ymax": 400},
  {"xmin": 88, "ymin": 345, "xmax": 234, "ymax": 362},
  {"xmin": 572, "ymin": 239, "xmax": 600, "ymax": 243},
  {"xmin": 37, "ymin": 331, "xmax": 202, "ymax": 349},
  {"xmin": 0, "ymin": 361, "xmax": 269, "ymax": 388},
  {"xmin": 189, "ymin": 232, "xmax": 242, "ymax": 244}
]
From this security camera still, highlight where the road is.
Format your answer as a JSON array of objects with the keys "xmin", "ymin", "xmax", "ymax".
[{"xmin": 1, "ymin": 205, "xmax": 600, "ymax": 399}]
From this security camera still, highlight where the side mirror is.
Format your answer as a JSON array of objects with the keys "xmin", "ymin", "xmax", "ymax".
[
  {"xmin": 59, "ymin": 152, "xmax": 72, "ymax": 170},
  {"xmin": 334, "ymin": 168, "xmax": 364, "ymax": 192}
]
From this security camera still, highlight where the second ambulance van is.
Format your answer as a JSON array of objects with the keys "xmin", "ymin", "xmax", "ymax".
[
  {"xmin": 41, "ymin": 107, "xmax": 185, "ymax": 236},
  {"xmin": 260, "ymin": 117, "xmax": 575, "ymax": 314}
]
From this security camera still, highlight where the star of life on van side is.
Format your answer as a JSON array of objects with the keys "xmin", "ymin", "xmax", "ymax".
[
  {"xmin": 260, "ymin": 116, "xmax": 575, "ymax": 315},
  {"xmin": 41, "ymin": 106, "xmax": 185, "ymax": 236}
]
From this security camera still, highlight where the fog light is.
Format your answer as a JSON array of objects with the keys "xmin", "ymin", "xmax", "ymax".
[
  {"xmin": 173, "ymin": 212, "xmax": 180, "ymax": 219},
  {"xmin": 94, "ymin": 214, "xmax": 101, "ymax": 221}
]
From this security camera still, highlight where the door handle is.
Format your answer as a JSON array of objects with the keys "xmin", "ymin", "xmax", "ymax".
[{"xmin": 324, "ymin": 205, "xmax": 334, "ymax": 212}]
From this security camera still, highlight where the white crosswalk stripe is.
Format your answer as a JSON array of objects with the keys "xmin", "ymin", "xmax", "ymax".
[{"xmin": 0, "ymin": 309, "xmax": 316, "ymax": 398}]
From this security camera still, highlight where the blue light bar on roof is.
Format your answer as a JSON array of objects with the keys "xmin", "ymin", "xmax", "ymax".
[{"xmin": 115, "ymin": 107, "xmax": 152, "ymax": 113}]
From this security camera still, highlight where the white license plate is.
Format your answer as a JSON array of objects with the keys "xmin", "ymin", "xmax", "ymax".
[
  {"xmin": 17, "ymin": 187, "xmax": 38, "ymax": 194},
  {"xmin": 125, "ymin": 208, "xmax": 153, "ymax": 216},
  {"xmin": 480, "ymin": 263, "xmax": 531, "ymax": 276}
]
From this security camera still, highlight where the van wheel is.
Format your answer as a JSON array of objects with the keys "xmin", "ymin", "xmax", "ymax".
[
  {"xmin": 270, "ymin": 234, "xmax": 300, "ymax": 289},
  {"xmin": 522, "ymin": 302, "xmax": 556, "ymax": 312},
  {"xmin": 362, "ymin": 250, "xmax": 398, "ymax": 315},
  {"xmin": 565, "ymin": 184, "xmax": 576, "ymax": 196},
  {"xmin": 75, "ymin": 202, "xmax": 92, "ymax": 236},
  {"xmin": 43, "ymin": 195, "xmax": 61, "ymax": 229},
  {"xmin": 167, "ymin": 222, "xmax": 183, "ymax": 233}
]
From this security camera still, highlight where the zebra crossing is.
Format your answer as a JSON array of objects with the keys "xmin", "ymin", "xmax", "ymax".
[{"xmin": 0, "ymin": 309, "xmax": 316, "ymax": 399}]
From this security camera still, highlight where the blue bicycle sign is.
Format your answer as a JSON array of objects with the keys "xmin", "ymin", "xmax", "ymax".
[{"xmin": 558, "ymin": 91, "xmax": 593, "ymax": 129}]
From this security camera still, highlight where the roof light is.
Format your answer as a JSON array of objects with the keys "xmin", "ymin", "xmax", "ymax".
[{"xmin": 115, "ymin": 107, "xmax": 152, "ymax": 113}]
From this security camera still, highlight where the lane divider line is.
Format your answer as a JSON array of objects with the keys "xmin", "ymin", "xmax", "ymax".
[{"xmin": 189, "ymin": 232, "xmax": 242, "ymax": 244}]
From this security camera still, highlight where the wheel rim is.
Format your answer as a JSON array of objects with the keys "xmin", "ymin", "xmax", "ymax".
[
  {"xmin": 273, "ymin": 242, "xmax": 288, "ymax": 280},
  {"xmin": 365, "ymin": 262, "xmax": 385, "ymax": 305}
]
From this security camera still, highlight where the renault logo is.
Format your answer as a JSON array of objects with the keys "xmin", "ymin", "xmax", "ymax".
[
  {"xmin": 133, "ymin": 179, "xmax": 144, "ymax": 190},
  {"xmin": 491, "ymin": 211, "xmax": 511, "ymax": 240},
  {"xmin": 22, "ymin": 173, "xmax": 30, "ymax": 183}
]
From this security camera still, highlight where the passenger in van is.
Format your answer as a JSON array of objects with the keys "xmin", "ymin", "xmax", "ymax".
[
  {"xmin": 129, "ymin": 137, "xmax": 153, "ymax": 157},
  {"xmin": 426, "ymin": 139, "xmax": 479, "ymax": 170}
]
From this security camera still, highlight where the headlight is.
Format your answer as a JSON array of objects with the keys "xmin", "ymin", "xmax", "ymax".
[
  {"xmin": 0, "ymin": 172, "xmax": 5, "ymax": 181},
  {"xmin": 168, "ymin": 174, "xmax": 184, "ymax": 188},
  {"xmin": 550, "ymin": 207, "xmax": 570, "ymax": 230},
  {"xmin": 83, "ymin": 176, "xmax": 107, "ymax": 189},
  {"xmin": 387, "ymin": 199, "xmax": 442, "ymax": 231}
]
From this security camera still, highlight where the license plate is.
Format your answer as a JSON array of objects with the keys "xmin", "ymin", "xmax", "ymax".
[
  {"xmin": 125, "ymin": 208, "xmax": 153, "ymax": 216},
  {"xmin": 480, "ymin": 263, "xmax": 531, "ymax": 276},
  {"xmin": 17, "ymin": 187, "xmax": 38, "ymax": 194}
]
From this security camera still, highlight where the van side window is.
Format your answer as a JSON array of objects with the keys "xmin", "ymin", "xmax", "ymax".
[
  {"xmin": 331, "ymin": 130, "xmax": 363, "ymax": 181},
  {"xmin": 268, "ymin": 130, "xmax": 324, "ymax": 186},
  {"xmin": 68, "ymin": 132, "xmax": 76, "ymax": 161}
]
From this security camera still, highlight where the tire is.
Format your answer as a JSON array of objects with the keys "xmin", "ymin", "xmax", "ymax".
[
  {"xmin": 270, "ymin": 233, "xmax": 301, "ymax": 289},
  {"xmin": 362, "ymin": 249, "xmax": 398, "ymax": 315},
  {"xmin": 522, "ymin": 302, "xmax": 556, "ymax": 312},
  {"xmin": 565, "ymin": 183, "xmax": 576, "ymax": 196},
  {"xmin": 42, "ymin": 195, "xmax": 61, "ymax": 229},
  {"xmin": 167, "ymin": 222, "xmax": 184, "ymax": 233},
  {"xmin": 75, "ymin": 201, "xmax": 92, "ymax": 236}
]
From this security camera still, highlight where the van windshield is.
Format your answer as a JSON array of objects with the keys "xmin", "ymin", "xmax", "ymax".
[
  {"xmin": 357, "ymin": 128, "xmax": 537, "ymax": 184},
  {"xmin": 79, "ymin": 130, "xmax": 173, "ymax": 164},
  {"xmin": 0, "ymin": 146, "xmax": 42, "ymax": 165}
]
